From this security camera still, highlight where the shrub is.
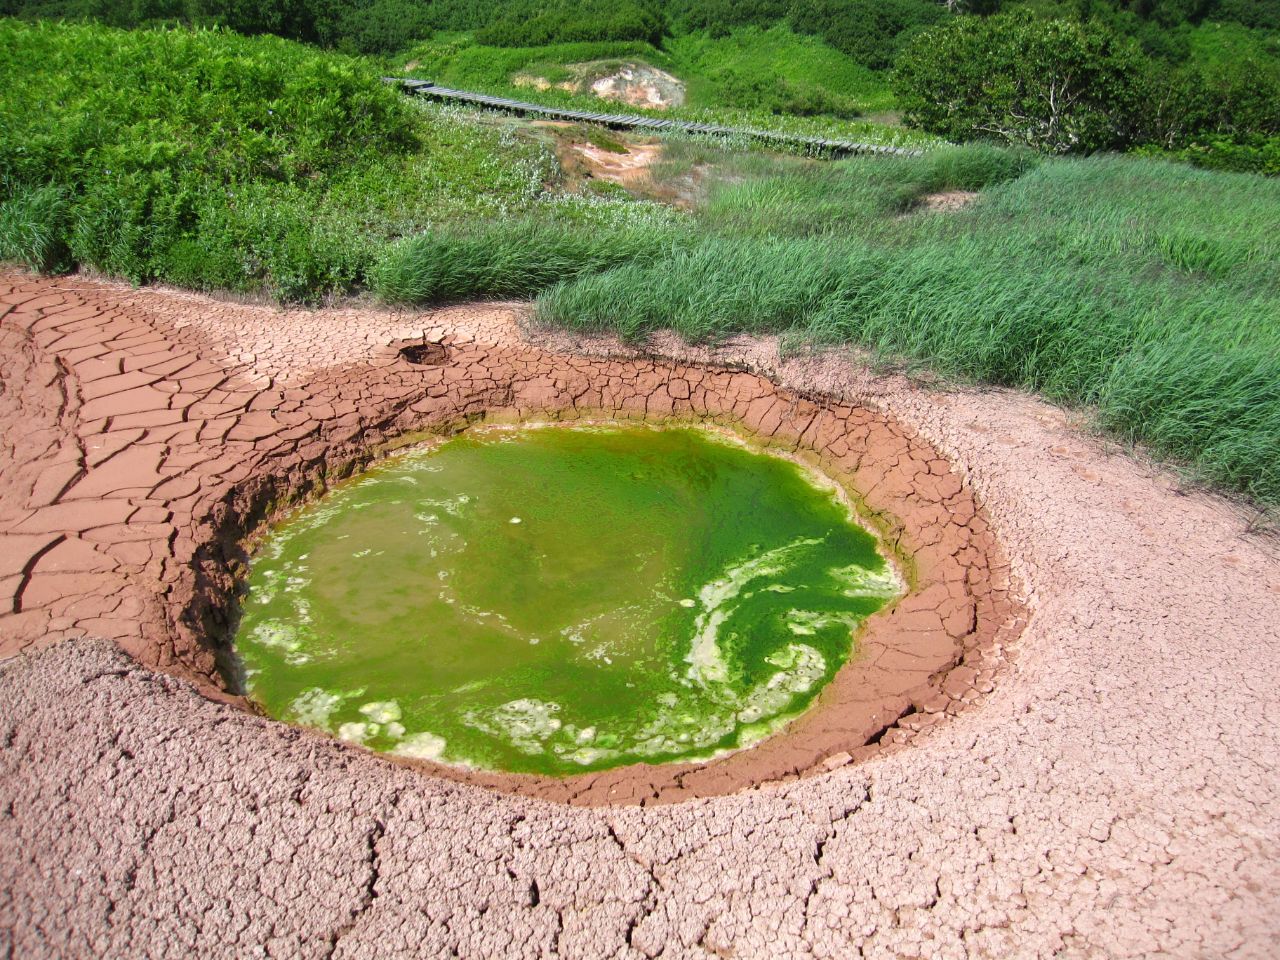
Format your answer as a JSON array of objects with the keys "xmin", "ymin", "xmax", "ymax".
[
  {"xmin": 475, "ymin": 0, "xmax": 668, "ymax": 47},
  {"xmin": 894, "ymin": 13, "xmax": 1149, "ymax": 153},
  {"xmin": 1213, "ymin": 0, "xmax": 1280, "ymax": 30},
  {"xmin": 331, "ymin": 0, "xmax": 435, "ymax": 54},
  {"xmin": 672, "ymin": 0, "xmax": 791, "ymax": 34},
  {"xmin": 0, "ymin": 21, "xmax": 417, "ymax": 296},
  {"xmin": 790, "ymin": 0, "xmax": 946, "ymax": 70}
]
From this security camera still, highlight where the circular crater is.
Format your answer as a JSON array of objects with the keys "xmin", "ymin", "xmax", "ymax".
[
  {"xmin": 2, "ymin": 286, "xmax": 1021, "ymax": 806},
  {"xmin": 232, "ymin": 422, "xmax": 904, "ymax": 777},
  {"xmin": 399, "ymin": 341, "xmax": 449, "ymax": 366}
]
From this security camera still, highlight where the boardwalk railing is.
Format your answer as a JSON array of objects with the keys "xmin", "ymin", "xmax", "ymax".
[{"xmin": 386, "ymin": 78, "xmax": 923, "ymax": 158}]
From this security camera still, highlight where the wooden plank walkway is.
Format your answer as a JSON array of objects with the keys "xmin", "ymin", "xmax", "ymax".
[{"xmin": 387, "ymin": 78, "xmax": 923, "ymax": 158}]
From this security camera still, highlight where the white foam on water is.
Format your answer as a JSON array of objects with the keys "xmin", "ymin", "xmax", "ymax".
[
  {"xmin": 686, "ymin": 537, "xmax": 821, "ymax": 686},
  {"xmin": 289, "ymin": 688, "xmax": 345, "ymax": 729},
  {"xmin": 416, "ymin": 494, "xmax": 472, "ymax": 518},
  {"xmin": 831, "ymin": 562, "xmax": 903, "ymax": 599},
  {"xmin": 464, "ymin": 698, "xmax": 562, "ymax": 755},
  {"xmin": 251, "ymin": 568, "xmax": 283, "ymax": 605},
  {"xmin": 359, "ymin": 700, "xmax": 401, "ymax": 724},
  {"xmin": 338, "ymin": 721, "xmax": 376, "ymax": 744},
  {"xmin": 736, "ymin": 644, "xmax": 826, "ymax": 724},
  {"xmin": 251, "ymin": 620, "xmax": 304, "ymax": 654},
  {"xmin": 556, "ymin": 745, "xmax": 618, "ymax": 766},
  {"xmin": 392, "ymin": 731, "xmax": 448, "ymax": 760}
]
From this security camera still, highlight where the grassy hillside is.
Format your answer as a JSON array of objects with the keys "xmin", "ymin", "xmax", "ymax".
[
  {"xmin": 390, "ymin": 28, "xmax": 922, "ymax": 148},
  {"xmin": 534, "ymin": 150, "xmax": 1280, "ymax": 504},
  {"xmin": 2, "ymin": 18, "xmax": 1277, "ymax": 509},
  {"xmin": 0, "ymin": 20, "xmax": 677, "ymax": 299}
]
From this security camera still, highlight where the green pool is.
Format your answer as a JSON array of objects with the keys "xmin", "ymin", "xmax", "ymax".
[{"xmin": 233, "ymin": 423, "xmax": 901, "ymax": 775}]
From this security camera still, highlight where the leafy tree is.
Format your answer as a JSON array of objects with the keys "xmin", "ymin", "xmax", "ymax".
[
  {"xmin": 894, "ymin": 13, "xmax": 1148, "ymax": 152},
  {"xmin": 790, "ymin": 0, "xmax": 946, "ymax": 69},
  {"xmin": 474, "ymin": 0, "xmax": 668, "ymax": 47},
  {"xmin": 1213, "ymin": 0, "xmax": 1280, "ymax": 30},
  {"xmin": 330, "ymin": 0, "xmax": 434, "ymax": 53}
]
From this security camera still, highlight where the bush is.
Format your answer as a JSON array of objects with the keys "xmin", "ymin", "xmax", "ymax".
[
  {"xmin": 1213, "ymin": 0, "xmax": 1280, "ymax": 31},
  {"xmin": 475, "ymin": 0, "xmax": 668, "ymax": 47},
  {"xmin": 894, "ymin": 13, "xmax": 1149, "ymax": 153},
  {"xmin": 331, "ymin": 0, "xmax": 435, "ymax": 54},
  {"xmin": 790, "ymin": 0, "xmax": 945, "ymax": 70},
  {"xmin": 0, "ymin": 20, "xmax": 419, "ymax": 297}
]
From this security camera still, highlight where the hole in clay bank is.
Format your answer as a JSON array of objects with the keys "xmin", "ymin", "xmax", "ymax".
[
  {"xmin": 399, "ymin": 341, "xmax": 449, "ymax": 366},
  {"xmin": 229, "ymin": 421, "xmax": 905, "ymax": 779}
]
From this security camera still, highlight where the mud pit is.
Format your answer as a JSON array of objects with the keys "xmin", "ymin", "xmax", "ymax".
[
  {"xmin": 2, "ymin": 268, "xmax": 1279, "ymax": 957},
  {"xmin": 236, "ymin": 423, "xmax": 903, "ymax": 776},
  {"xmin": 0, "ymin": 268, "xmax": 1018, "ymax": 804}
]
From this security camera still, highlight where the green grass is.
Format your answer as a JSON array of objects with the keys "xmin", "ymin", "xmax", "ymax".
[
  {"xmin": 0, "ymin": 20, "xmax": 670, "ymax": 300},
  {"xmin": 371, "ymin": 215, "xmax": 688, "ymax": 304},
  {"xmin": 536, "ymin": 152, "xmax": 1280, "ymax": 506},
  {"xmin": 395, "ymin": 24, "xmax": 896, "ymax": 115},
  {"xmin": 665, "ymin": 24, "xmax": 895, "ymax": 116},
  {"xmin": 394, "ymin": 29, "xmax": 930, "ymax": 149},
  {"xmin": 4, "ymin": 19, "xmax": 1277, "ymax": 509}
]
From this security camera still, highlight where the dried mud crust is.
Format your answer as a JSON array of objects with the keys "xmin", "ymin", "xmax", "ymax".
[
  {"xmin": 0, "ymin": 270, "xmax": 1020, "ymax": 805},
  {"xmin": 3, "ymin": 271, "xmax": 1279, "ymax": 959}
]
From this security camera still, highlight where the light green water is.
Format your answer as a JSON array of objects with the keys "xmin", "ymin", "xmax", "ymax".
[{"xmin": 234, "ymin": 423, "xmax": 901, "ymax": 775}]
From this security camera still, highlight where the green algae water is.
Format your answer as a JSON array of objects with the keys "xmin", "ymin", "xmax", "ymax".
[{"xmin": 234, "ymin": 424, "xmax": 901, "ymax": 775}]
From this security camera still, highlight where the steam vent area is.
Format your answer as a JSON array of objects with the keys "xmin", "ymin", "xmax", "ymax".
[{"xmin": 3, "ymin": 268, "xmax": 1279, "ymax": 957}]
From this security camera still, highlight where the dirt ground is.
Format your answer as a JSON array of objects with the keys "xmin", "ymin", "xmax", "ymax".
[
  {"xmin": 2, "ymin": 270, "xmax": 1279, "ymax": 958},
  {"xmin": 516, "ymin": 61, "xmax": 686, "ymax": 110}
]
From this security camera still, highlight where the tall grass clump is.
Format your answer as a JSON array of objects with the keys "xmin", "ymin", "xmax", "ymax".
[
  {"xmin": 372, "ymin": 219, "xmax": 689, "ymax": 304},
  {"xmin": 539, "ymin": 153, "xmax": 1280, "ymax": 506},
  {"xmin": 698, "ymin": 144, "xmax": 1037, "ymax": 236},
  {"xmin": 0, "ymin": 184, "xmax": 72, "ymax": 272}
]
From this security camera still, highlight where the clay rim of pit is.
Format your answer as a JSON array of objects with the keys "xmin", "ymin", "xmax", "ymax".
[
  {"xmin": 201, "ymin": 358, "xmax": 1024, "ymax": 806},
  {"xmin": 1, "ymin": 276, "xmax": 1025, "ymax": 808}
]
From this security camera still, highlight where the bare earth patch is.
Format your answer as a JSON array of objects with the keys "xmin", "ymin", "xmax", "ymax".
[
  {"xmin": 571, "ymin": 141, "xmax": 663, "ymax": 186},
  {"xmin": 1, "ymin": 270, "xmax": 1278, "ymax": 957},
  {"xmin": 921, "ymin": 190, "xmax": 980, "ymax": 212},
  {"xmin": 516, "ymin": 60, "xmax": 686, "ymax": 110}
]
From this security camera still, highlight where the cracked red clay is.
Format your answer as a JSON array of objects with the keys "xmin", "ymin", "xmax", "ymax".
[{"xmin": 2, "ymin": 269, "xmax": 1278, "ymax": 958}]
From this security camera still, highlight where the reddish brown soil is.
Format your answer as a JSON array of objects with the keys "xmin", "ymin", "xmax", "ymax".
[
  {"xmin": 0, "ymin": 270, "xmax": 1020, "ymax": 805},
  {"xmin": 3, "ymin": 271, "xmax": 1279, "ymax": 958}
]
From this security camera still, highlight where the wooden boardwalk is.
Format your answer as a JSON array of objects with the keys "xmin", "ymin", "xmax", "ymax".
[{"xmin": 388, "ymin": 78, "xmax": 923, "ymax": 158}]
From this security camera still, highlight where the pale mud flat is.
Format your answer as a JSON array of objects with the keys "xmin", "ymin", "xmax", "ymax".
[
  {"xmin": 515, "ymin": 61, "xmax": 686, "ymax": 110},
  {"xmin": 572, "ymin": 141, "xmax": 664, "ymax": 186},
  {"xmin": 1, "ymin": 270, "xmax": 1278, "ymax": 958}
]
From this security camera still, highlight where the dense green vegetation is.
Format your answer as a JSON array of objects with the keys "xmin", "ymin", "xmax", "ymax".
[
  {"xmin": 535, "ymin": 149, "xmax": 1280, "ymax": 504},
  {"xmin": 2, "ymin": 15, "xmax": 1277, "ymax": 509},
  {"xmin": 896, "ymin": 13, "xmax": 1280, "ymax": 171},
  {"xmin": 0, "ymin": 20, "xmax": 674, "ymax": 299},
  {"xmin": 394, "ymin": 26, "xmax": 897, "ymax": 120},
  {"xmin": 8, "ymin": 0, "xmax": 1279, "ymax": 168}
]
